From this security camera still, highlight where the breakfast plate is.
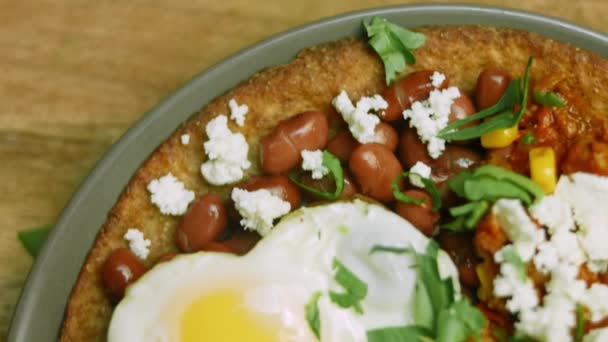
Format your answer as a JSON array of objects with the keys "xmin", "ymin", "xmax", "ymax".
[{"xmin": 8, "ymin": 4, "xmax": 608, "ymax": 342}]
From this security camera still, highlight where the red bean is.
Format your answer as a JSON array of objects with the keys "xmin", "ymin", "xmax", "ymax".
[
  {"xmin": 260, "ymin": 111, "xmax": 329, "ymax": 174},
  {"xmin": 176, "ymin": 193, "xmax": 228, "ymax": 253},
  {"xmin": 327, "ymin": 131, "xmax": 359, "ymax": 163},
  {"xmin": 449, "ymin": 91, "xmax": 477, "ymax": 124},
  {"xmin": 431, "ymin": 146, "xmax": 482, "ymax": 183},
  {"xmin": 382, "ymin": 70, "xmax": 449, "ymax": 121},
  {"xmin": 399, "ymin": 127, "xmax": 432, "ymax": 169},
  {"xmin": 203, "ymin": 242, "xmax": 236, "ymax": 254},
  {"xmin": 222, "ymin": 230, "xmax": 261, "ymax": 255},
  {"xmin": 239, "ymin": 175, "xmax": 301, "ymax": 209},
  {"xmin": 101, "ymin": 248, "xmax": 146, "ymax": 298},
  {"xmin": 395, "ymin": 190, "xmax": 439, "ymax": 237},
  {"xmin": 476, "ymin": 67, "xmax": 512, "ymax": 110},
  {"xmin": 438, "ymin": 232, "xmax": 480, "ymax": 287},
  {"xmin": 298, "ymin": 170, "xmax": 359, "ymax": 200},
  {"xmin": 374, "ymin": 122, "xmax": 399, "ymax": 151},
  {"xmin": 349, "ymin": 143, "xmax": 403, "ymax": 203}
]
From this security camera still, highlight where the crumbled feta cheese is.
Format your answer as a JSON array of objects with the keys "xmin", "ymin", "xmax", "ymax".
[
  {"xmin": 584, "ymin": 327, "xmax": 608, "ymax": 342},
  {"xmin": 516, "ymin": 293, "xmax": 576, "ymax": 342},
  {"xmin": 492, "ymin": 199, "xmax": 545, "ymax": 261},
  {"xmin": 409, "ymin": 161, "xmax": 431, "ymax": 188},
  {"xmin": 581, "ymin": 284, "xmax": 608, "ymax": 323},
  {"xmin": 180, "ymin": 134, "xmax": 190, "ymax": 145},
  {"xmin": 231, "ymin": 188, "xmax": 291, "ymax": 236},
  {"xmin": 552, "ymin": 231, "xmax": 586, "ymax": 267},
  {"xmin": 147, "ymin": 173, "xmax": 195, "ymax": 216},
  {"xmin": 403, "ymin": 87, "xmax": 460, "ymax": 158},
  {"xmin": 228, "ymin": 98, "xmax": 249, "ymax": 127},
  {"xmin": 430, "ymin": 71, "xmax": 446, "ymax": 88},
  {"xmin": 301, "ymin": 149, "xmax": 329, "ymax": 180},
  {"xmin": 530, "ymin": 194, "xmax": 575, "ymax": 235},
  {"xmin": 533, "ymin": 241, "xmax": 559, "ymax": 274},
  {"xmin": 493, "ymin": 259, "xmax": 539, "ymax": 314},
  {"xmin": 332, "ymin": 90, "xmax": 386, "ymax": 144},
  {"xmin": 123, "ymin": 228, "xmax": 151, "ymax": 260},
  {"xmin": 545, "ymin": 263, "xmax": 586, "ymax": 302},
  {"xmin": 201, "ymin": 115, "xmax": 251, "ymax": 185}
]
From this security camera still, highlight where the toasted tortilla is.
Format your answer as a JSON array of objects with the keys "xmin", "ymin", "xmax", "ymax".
[{"xmin": 59, "ymin": 26, "xmax": 607, "ymax": 341}]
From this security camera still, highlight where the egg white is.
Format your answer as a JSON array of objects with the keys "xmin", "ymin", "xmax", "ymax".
[{"xmin": 108, "ymin": 199, "xmax": 459, "ymax": 342}]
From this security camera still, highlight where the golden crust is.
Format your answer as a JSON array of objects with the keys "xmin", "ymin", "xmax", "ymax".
[{"xmin": 59, "ymin": 26, "xmax": 607, "ymax": 341}]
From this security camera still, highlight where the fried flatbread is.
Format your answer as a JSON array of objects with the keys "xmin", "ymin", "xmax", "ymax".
[{"xmin": 59, "ymin": 26, "xmax": 608, "ymax": 341}]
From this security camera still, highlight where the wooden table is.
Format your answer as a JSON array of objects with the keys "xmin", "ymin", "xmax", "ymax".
[{"xmin": 1, "ymin": 0, "xmax": 606, "ymax": 338}]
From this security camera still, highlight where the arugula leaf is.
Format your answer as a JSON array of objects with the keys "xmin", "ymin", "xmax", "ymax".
[
  {"xmin": 18, "ymin": 225, "xmax": 52, "ymax": 257},
  {"xmin": 329, "ymin": 258, "xmax": 368, "ymax": 314},
  {"xmin": 534, "ymin": 90, "xmax": 566, "ymax": 107},
  {"xmin": 367, "ymin": 325, "xmax": 433, "ymax": 342},
  {"xmin": 439, "ymin": 57, "xmax": 533, "ymax": 141},
  {"xmin": 463, "ymin": 177, "xmax": 533, "ymax": 205},
  {"xmin": 364, "ymin": 16, "xmax": 426, "ymax": 85},
  {"xmin": 289, "ymin": 150, "xmax": 344, "ymax": 200},
  {"xmin": 522, "ymin": 132, "xmax": 536, "ymax": 145},
  {"xmin": 472, "ymin": 165, "xmax": 544, "ymax": 202},
  {"xmin": 575, "ymin": 304, "xmax": 586, "ymax": 342},
  {"xmin": 500, "ymin": 246, "xmax": 527, "ymax": 281},
  {"xmin": 391, "ymin": 172, "xmax": 442, "ymax": 212},
  {"xmin": 305, "ymin": 291, "xmax": 322, "ymax": 339}
]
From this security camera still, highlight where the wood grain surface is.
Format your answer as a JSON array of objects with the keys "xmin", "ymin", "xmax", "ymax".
[{"xmin": 0, "ymin": 0, "xmax": 606, "ymax": 338}]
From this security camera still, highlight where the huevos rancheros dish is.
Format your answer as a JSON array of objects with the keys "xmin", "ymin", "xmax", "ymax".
[{"xmin": 60, "ymin": 17, "xmax": 608, "ymax": 342}]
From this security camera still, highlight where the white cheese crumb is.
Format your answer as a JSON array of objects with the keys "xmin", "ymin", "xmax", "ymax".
[
  {"xmin": 533, "ymin": 241, "xmax": 559, "ymax": 274},
  {"xmin": 301, "ymin": 149, "xmax": 329, "ymax": 180},
  {"xmin": 123, "ymin": 228, "xmax": 151, "ymax": 260},
  {"xmin": 493, "ymin": 247, "xmax": 539, "ymax": 314},
  {"xmin": 228, "ymin": 98, "xmax": 249, "ymax": 127},
  {"xmin": 546, "ymin": 263, "xmax": 586, "ymax": 302},
  {"xmin": 231, "ymin": 188, "xmax": 291, "ymax": 236},
  {"xmin": 180, "ymin": 134, "xmax": 190, "ymax": 145},
  {"xmin": 332, "ymin": 90, "xmax": 387, "ymax": 144},
  {"xmin": 516, "ymin": 293, "xmax": 576, "ymax": 342},
  {"xmin": 147, "ymin": 173, "xmax": 195, "ymax": 216},
  {"xmin": 584, "ymin": 327, "xmax": 608, "ymax": 342},
  {"xmin": 492, "ymin": 199, "xmax": 545, "ymax": 261},
  {"xmin": 430, "ymin": 71, "xmax": 446, "ymax": 88},
  {"xmin": 408, "ymin": 161, "xmax": 432, "ymax": 188},
  {"xmin": 403, "ymin": 87, "xmax": 460, "ymax": 159},
  {"xmin": 530, "ymin": 194, "xmax": 575, "ymax": 235},
  {"xmin": 581, "ymin": 284, "xmax": 608, "ymax": 323},
  {"xmin": 201, "ymin": 115, "xmax": 251, "ymax": 185}
]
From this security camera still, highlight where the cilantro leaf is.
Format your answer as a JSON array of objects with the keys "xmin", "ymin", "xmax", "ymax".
[
  {"xmin": 391, "ymin": 172, "xmax": 442, "ymax": 212},
  {"xmin": 367, "ymin": 325, "xmax": 433, "ymax": 342},
  {"xmin": 329, "ymin": 258, "xmax": 368, "ymax": 314},
  {"xmin": 439, "ymin": 57, "xmax": 533, "ymax": 141},
  {"xmin": 289, "ymin": 150, "xmax": 344, "ymax": 200},
  {"xmin": 305, "ymin": 291, "xmax": 322, "ymax": 339},
  {"xmin": 364, "ymin": 16, "xmax": 426, "ymax": 85},
  {"xmin": 534, "ymin": 90, "xmax": 566, "ymax": 107},
  {"xmin": 522, "ymin": 132, "xmax": 536, "ymax": 145},
  {"xmin": 18, "ymin": 225, "xmax": 52, "ymax": 257}
]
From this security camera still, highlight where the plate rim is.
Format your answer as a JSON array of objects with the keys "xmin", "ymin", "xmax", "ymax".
[{"xmin": 8, "ymin": 3, "xmax": 607, "ymax": 341}]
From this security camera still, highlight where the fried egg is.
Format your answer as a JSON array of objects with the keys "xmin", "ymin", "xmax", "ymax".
[{"xmin": 108, "ymin": 199, "xmax": 459, "ymax": 341}]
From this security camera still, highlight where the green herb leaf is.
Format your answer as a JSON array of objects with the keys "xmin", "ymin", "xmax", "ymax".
[
  {"xmin": 18, "ymin": 225, "xmax": 52, "ymax": 257},
  {"xmin": 472, "ymin": 165, "xmax": 544, "ymax": 203},
  {"xmin": 289, "ymin": 150, "xmax": 344, "ymax": 200},
  {"xmin": 522, "ymin": 132, "xmax": 536, "ymax": 145},
  {"xmin": 305, "ymin": 291, "xmax": 322, "ymax": 339},
  {"xmin": 329, "ymin": 258, "xmax": 368, "ymax": 314},
  {"xmin": 413, "ymin": 277, "xmax": 434, "ymax": 329},
  {"xmin": 500, "ymin": 246, "xmax": 527, "ymax": 281},
  {"xmin": 364, "ymin": 16, "xmax": 426, "ymax": 85},
  {"xmin": 443, "ymin": 201, "xmax": 489, "ymax": 232},
  {"xmin": 439, "ymin": 57, "xmax": 533, "ymax": 141},
  {"xmin": 369, "ymin": 245, "xmax": 411, "ymax": 255},
  {"xmin": 367, "ymin": 325, "xmax": 433, "ymax": 342},
  {"xmin": 448, "ymin": 170, "xmax": 473, "ymax": 198},
  {"xmin": 391, "ymin": 172, "xmax": 442, "ymax": 212},
  {"xmin": 464, "ymin": 177, "xmax": 533, "ymax": 205},
  {"xmin": 534, "ymin": 90, "xmax": 566, "ymax": 108},
  {"xmin": 436, "ymin": 300, "xmax": 487, "ymax": 342},
  {"xmin": 575, "ymin": 304, "xmax": 586, "ymax": 342}
]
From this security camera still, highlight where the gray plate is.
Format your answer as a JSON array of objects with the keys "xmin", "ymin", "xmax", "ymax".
[{"xmin": 8, "ymin": 4, "xmax": 607, "ymax": 342}]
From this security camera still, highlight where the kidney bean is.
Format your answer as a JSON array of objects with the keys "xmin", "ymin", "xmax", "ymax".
[
  {"xmin": 327, "ymin": 131, "xmax": 359, "ymax": 163},
  {"xmin": 222, "ymin": 230, "xmax": 261, "ymax": 255},
  {"xmin": 260, "ymin": 111, "xmax": 329, "ymax": 174},
  {"xmin": 203, "ymin": 242, "xmax": 236, "ymax": 254},
  {"xmin": 101, "ymin": 248, "xmax": 146, "ymax": 298},
  {"xmin": 438, "ymin": 232, "xmax": 480, "ymax": 287},
  {"xmin": 239, "ymin": 175, "xmax": 301, "ymax": 209},
  {"xmin": 298, "ymin": 170, "xmax": 359, "ymax": 200},
  {"xmin": 349, "ymin": 143, "xmax": 403, "ymax": 203},
  {"xmin": 382, "ymin": 70, "xmax": 449, "ymax": 121},
  {"xmin": 431, "ymin": 146, "xmax": 482, "ymax": 183},
  {"xmin": 374, "ymin": 122, "xmax": 399, "ymax": 151},
  {"xmin": 449, "ymin": 91, "xmax": 477, "ymax": 125},
  {"xmin": 399, "ymin": 127, "xmax": 432, "ymax": 169},
  {"xmin": 395, "ymin": 190, "xmax": 439, "ymax": 237},
  {"xmin": 176, "ymin": 193, "xmax": 228, "ymax": 253},
  {"xmin": 475, "ymin": 67, "xmax": 512, "ymax": 110},
  {"xmin": 156, "ymin": 252, "xmax": 177, "ymax": 263}
]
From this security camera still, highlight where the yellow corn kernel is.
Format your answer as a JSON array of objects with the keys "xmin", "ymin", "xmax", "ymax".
[
  {"xmin": 476, "ymin": 261, "xmax": 493, "ymax": 301},
  {"xmin": 529, "ymin": 147, "xmax": 557, "ymax": 194},
  {"xmin": 480, "ymin": 125, "xmax": 519, "ymax": 148}
]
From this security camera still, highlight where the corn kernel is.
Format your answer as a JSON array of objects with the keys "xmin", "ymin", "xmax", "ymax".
[
  {"xmin": 529, "ymin": 147, "xmax": 557, "ymax": 194},
  {"xmin": 481, "ymin": 125, "xmax": 519, "ymax": 148}
]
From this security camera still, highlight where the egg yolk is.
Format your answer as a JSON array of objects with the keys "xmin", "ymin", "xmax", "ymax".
[{"xmin": 181, "ymin": 290, "xmax": 280, "ymax": 342}]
